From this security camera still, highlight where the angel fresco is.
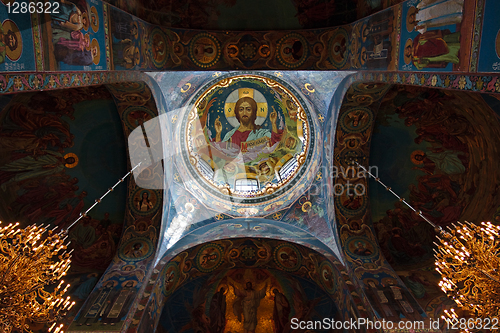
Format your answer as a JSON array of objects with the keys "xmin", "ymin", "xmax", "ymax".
[{"xmin": 0, "ymin": 150, "xmax": 77, "ymax": 191}]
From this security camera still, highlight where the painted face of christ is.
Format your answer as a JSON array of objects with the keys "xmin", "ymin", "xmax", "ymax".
[{"xmin": 235, "ymin": 97, "xmax": 257, "ymax": 129}]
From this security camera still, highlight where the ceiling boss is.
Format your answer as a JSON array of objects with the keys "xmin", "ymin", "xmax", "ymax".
[{"xmin": 182, "ymin": 74, "xmax": 315, "ymax": 214}]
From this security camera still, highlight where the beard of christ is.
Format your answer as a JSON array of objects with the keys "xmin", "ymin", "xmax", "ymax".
[{"xmin": 235, "ymin": 97, "xmax": 260, "ymax": 130}]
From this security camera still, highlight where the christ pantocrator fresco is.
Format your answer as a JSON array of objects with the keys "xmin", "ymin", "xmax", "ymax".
[{"xmin": 186, "ymin": 75, "xmax": 310, "ymax": 199}]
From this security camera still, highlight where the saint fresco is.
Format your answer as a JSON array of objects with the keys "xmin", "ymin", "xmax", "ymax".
[{"xmin": 184, "ymin": 75, "xmax": 310, "ymax": 199}]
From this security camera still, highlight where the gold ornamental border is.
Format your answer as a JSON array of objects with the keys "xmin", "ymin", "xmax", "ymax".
[{"xmin": 185, "ymin": 74, "xmax": 311, "ymax": 199}]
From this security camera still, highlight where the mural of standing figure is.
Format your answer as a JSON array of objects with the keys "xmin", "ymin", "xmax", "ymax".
[
  {"xmin": 77, "ymin": 280, "xmax": 118, "ymax": 326},
  {"xmin": 101, "ymin": 280, "xmax": 138, "ymax": 326},
  {"xmin": 272, "ymin": 288, "xmax": 291, "ymax": 333},
  {"xmin": 230, "ymin": 281, "xmax": 267, "ymax": 333},
  {"xmin": 405, "ymin": 29, "xmax": 460, "ymax": 69},
  {"xmin": 209, "ymin": 287, "xmax": 227, "ymax": 333},
  {"xmin": 415, "ymin": 0, "xmax": 464, "ymax": 33}
]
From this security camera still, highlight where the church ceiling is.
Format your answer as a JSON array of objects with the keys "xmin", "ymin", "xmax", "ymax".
[
  {"xmin": 145, "ymin": 71, "xmax": 351, "ymax": 260},
  {"xmin": 106, "ymin": 0, "xmax": 404, "ymax": 30},
  {"xmin": 369, "ymin": 85, "xmax": 500, "ymax": 317},
  {"xmin": 0, "ymin": 86, "xmax": 128, "ymax": 331},
  {"xmin": 143, "ymin": 238, "xmax": 359, "ymax": 333}
]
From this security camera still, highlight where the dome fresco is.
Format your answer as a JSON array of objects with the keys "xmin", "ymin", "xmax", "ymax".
[{"xmin": 177, "ymin": 73, "xmax": 319, "ymax": 217}]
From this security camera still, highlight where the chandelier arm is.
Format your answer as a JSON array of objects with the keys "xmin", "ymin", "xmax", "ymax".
[
  {"xmin": 353, "ymin": 161, "xmax": 446, "ymax": 232},
  {"xmin": 0, "ymin": 252, "xmax": 22, "ymax": 286},
  {"xmin": 63, "ymin": 162, "xmax": 142, "ymax": 232},
  {"xmin": 353, "ymin": 162, "xmax": 500, "ymax": 317},
  {"xmin": 479, "ymin": 269, "xmax": 500, "ymax": 283}
]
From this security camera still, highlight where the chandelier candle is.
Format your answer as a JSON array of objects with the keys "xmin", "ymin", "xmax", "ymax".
[
  {"xmin": 0, "ymin": 162, "xmax": 141, "ymax": 333},
  {"xmin": 354, "ymin": 161, "xmax": 500, "ymax": 318}
]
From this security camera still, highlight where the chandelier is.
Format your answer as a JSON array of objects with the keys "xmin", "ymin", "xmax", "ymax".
[
  {"xmin": 0, "ymin": 163, "xmax": 140, "ymax": 333},
  {"xmin": 0, "ymin": 223, "xmax": 73, "ymax": 333},
  {"xmin": 435, "ymin": 221, "xmax": 500, "ymax": 317},
  {"xmin": 354, "ymin": 162, "xmax": 500, "ymax": 318}
]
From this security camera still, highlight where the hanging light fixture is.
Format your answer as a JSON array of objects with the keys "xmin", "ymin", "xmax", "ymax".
[
  {"xmin": 354, "ymin": 162, "xmax": 500, "ymax": 318},
  {"xmin": 0, "ymin": 163, "xmax": 141, "ymax": 333}
]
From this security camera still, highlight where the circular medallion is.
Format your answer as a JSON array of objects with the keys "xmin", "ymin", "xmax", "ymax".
[
  {"xmin": 108, "ymin": 81, "xmax": 145, "ymax": 93},
  {"xmin": 319, "ymin": 261, "xmax": 336, "ymax": 293},
  {"xmin": 345, "ymin": 237, "xmax": 378, "ymax": 259},
  {"xmin": 496, "ymin": 29, "xmax": 500, "ymax": 59},
  {"xmin": 122, "ymin": 105, "xmax": 156, "ymax": 129},
  {"xmin": 404, "ymin": 38, "xmax": 413, "ymax": 65},
  {"xmin": 276, "ymin": 33, "xmax": 308, "ymax": 68},
  {"xmin": 334, "ymin": 180, "xmax": 368, "ymax": 216},
  {"xmin": 151, "ymin": 27, "xmax": 168, "ymax": 69},
  {"xmin": 90, "ymin": 6, "xmax": 99, "ymax": 32},
  {"xmin": 329, "ymin": 28, "xmax": 349, "ymax": 68},
  {"xmin": 195, "ymin": 243, "xmax": 223, "ymax": 273},
  {"xmin": 336, "ymin": 148, "xmax": 366, "ymax": 168},
  {"xmin": 351, "ymin": 94, "xmax": 374, "ymax": 106},
  {"xmin": 130, "ymin": 188, "xmax": 160, "ymax": 215},
  {"xmin": 162, "ymin": 262, "xmax": 180, "ymax": 296},
  {"xmin": 273, "ymin": 243, "xmax": 301, "ymax": 271},
  {"xmin": 189, "ymin": 33, "xmax": 221, "ymax": 68},
  {"xmin": 2, "ymin": 20, "xmax": 22, "ymax": 61},
  {"xmin": 179, "ymin": 73, "xmax": 317, "ymax": 216},
  {"xmin": 352, "ymin": 82, "xmax": 387, "ymax": 94},
  {"xmin": 118, "ymin": 237, "xmax": 153, "ymax": 262},
  {"xmin": 406, "ymin": 6, "xmax": 417, "ymax": 33},
  {"xmin": 339, "ymin": 107, "xmax": 373, "ymax": 133},
  {"xmin": 91, "ymin": 38, "xmax": 100, "ymax": 65},
  {"xmin": 64, "ymin": 153, "xmax": 78, "ymax": 168},
  {"xmin": 82, "ymin": 11, "xmax": 89, "ymax": 31}
]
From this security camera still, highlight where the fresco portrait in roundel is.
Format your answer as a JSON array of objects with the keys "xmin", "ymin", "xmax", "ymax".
[{"xmin": 187, "ymin": 76, "xmax": 309, "ymax": 197}]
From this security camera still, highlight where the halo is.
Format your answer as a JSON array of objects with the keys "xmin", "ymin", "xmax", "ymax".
[
  {"xmin": 103, "ymin": 280, "xmax": 119, "ymax": 287},
  {"xmin": 90, "ymin": 6, "xmax": 99, "ymax": 32},
  {"xmin": 302, "ymin": 201, "xmax": 312, "ymax": 212},
  {"xmin": 360, "ymin": 46, "xmax": 366, "ymax": 65},
  {"xmin": 139, "ymin": 190, "xmax": 151, "ymax": 199},
  {"xmin": 411, "ymin": 150, "xmax": 425, "ymax": 165},
  {"xmin": 131, "ymin": 21, "xmax": 139, "ymax": 40},
  {"xmin": 363, "ymin": 278, "xmax": 379, "ymax": 286},
  {"xmin": 406, "ymin": 6, "xmax": 417, "ymax": 32},
  {"xmin": 404, "ymin": 38, "xmax": 413, "ymax": 65},
  {"xmin": 82, "ymin": 11, "xmax": 89, "ymax": 31},
  {"xmin": 361, "ymin": 23, "xmax": 368, "ymax": 42},
  {"xmin": 496, "ymin": 29, "xmax": 500, "ymax": 59},
  {"xmin": 121, "ymin": 280, "xmax": 138, "ymax": 288},
  {"xmin": 224, "ymin": 88, "xmax": 268, "ymax": 128},
  {"xmin": 184, "ymin": 202, "xmax": 195, "ymax": 213},
  {"xmin": 122, "ymin": 264, "xmax": 136, "ymax": 271},
  {"xmin": 91, "ymin": 38, "xmax": 100, "ymax": 65},
  {"xmin": 64, "ymin": 153, "xmax": 79, "ymax": 168},
  {"xmin": 2, "ymin": 20, "xmax": 22, "ymax": 61},
  {"xmin": 381, "ymin": 277, "xmax": 397, "ymax": 286},
  {"xmin": 84, "ymin": 33, "xmax": 91, "ymax": 51}
]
